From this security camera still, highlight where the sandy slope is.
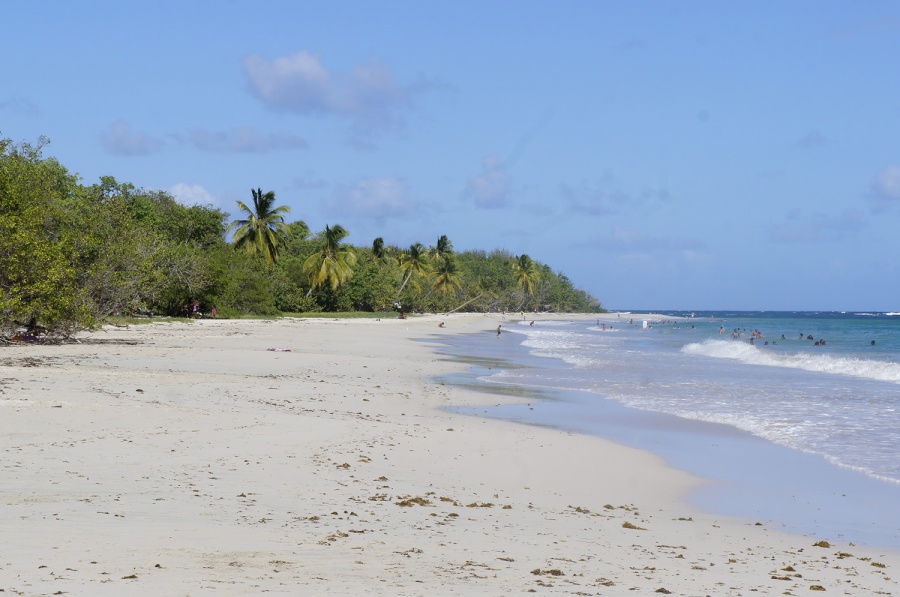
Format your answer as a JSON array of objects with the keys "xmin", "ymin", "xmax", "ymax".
[{"xmin": 0, "ymin": 314, "xmax": 896, "ymax": 596}]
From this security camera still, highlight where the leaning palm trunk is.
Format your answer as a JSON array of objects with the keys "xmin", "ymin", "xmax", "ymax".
[
  {"xmin": 446, "ymin": 292, "xmax": 484, "ymax": 314},
  {"xmin": 397, "ymin": 270, "xmax": 414, "ymax": 297}
]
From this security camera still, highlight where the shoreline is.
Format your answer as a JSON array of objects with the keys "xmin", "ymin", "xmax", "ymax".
[
  {"xmin": 430, "ymin": 322, "xmax": 900, "ymax": 550},
  {"xmin": 0, "ymin": 314, "xmax": 897, "ymax": 595}
]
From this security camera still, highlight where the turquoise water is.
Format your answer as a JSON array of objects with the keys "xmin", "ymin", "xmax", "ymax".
[
  {"xmin": 503, "ymin": 312, "xmax": 900, "ymax": 484},
  {"xmin": 435, "ymin": 311, "xmax": 900, "ymax": 547}
]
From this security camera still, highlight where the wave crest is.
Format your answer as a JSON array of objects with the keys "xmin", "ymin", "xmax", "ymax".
[{"xmin": 682, "ymin": 339, "xmax": 900, "ymax": 383}]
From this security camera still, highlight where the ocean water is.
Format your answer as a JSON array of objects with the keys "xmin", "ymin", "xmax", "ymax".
[
  {"xmin": 436, "ymin": 311, "xmax": 900, "ymax": 547},
  {"xmin": 502, "ymin": 312, "xmax": 900, "ymax": 485}
]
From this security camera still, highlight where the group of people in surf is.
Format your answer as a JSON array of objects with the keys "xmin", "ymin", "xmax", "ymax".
[{"xmin": 797, "ymin": 333, "xmax": 827, "ymax": 346}]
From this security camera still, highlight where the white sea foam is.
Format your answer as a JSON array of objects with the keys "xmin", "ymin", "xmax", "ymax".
[
  {"xmin": 486, "ymin": 316, "xmax": 900, "ymax": 486},
  {"xmin": 682, "ymin": 339, "xmax": 900, "ymax": 383},
  {"xmin": 516, "ymin": 328, "xmax": 600, "ymax": 367}
]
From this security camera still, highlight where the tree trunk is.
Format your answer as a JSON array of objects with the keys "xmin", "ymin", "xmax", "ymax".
[
  {"xmin": 446, "ymin": 293, "xmax": 484, "ymax": 314},
  {"xmin": 396, "ymin": 270, "xmax": 413, "ymax": 297}
]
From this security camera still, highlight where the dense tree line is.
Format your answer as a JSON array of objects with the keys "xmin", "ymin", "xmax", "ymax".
[{"xmin": 1, "ymin": 136, "xmax": 601, "ymax": 339}]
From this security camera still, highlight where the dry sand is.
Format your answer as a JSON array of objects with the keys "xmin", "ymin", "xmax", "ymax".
[{"xmin": 0, "ymin": 314, "xmax": 897, "ymax": 596}]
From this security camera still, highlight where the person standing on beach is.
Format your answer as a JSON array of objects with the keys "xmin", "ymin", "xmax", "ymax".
[{"xmin": 497, "ymin": 325, "xmax": 502, "ymax": 336}]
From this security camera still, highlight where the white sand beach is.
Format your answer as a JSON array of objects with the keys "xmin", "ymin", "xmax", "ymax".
[{"xmin": 1, "ymin": 314, "xmax": 897, "ymax": 596}]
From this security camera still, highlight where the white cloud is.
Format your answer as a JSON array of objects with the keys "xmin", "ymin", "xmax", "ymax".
[
  {"xmin": 101, "ymin": 119, "xmax": 164, "ymax": 155},
  {"xmin": 168, "ymin": 183, "xmax": 217, "ymax": 208},
  {"xmin": 326, "ymin": 177, "xmax": 413, "ymax": 218},
  {"xmin": 466, "ymin": 156, "xmax": 511, "ymax": 209},
  {"xmin": 243, "ymin": 51, "xmax": 334, "ymax": 114},
  {"xmin": 242, "ymin": 50, "xmax": 422, "ymax": 144},
  {"xmin": 188, "ymin": 127, "xmax": 307, "ymax": 153}
]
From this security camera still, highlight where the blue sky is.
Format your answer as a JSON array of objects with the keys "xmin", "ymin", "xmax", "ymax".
[{"xmin": 4, "ymin": 2, "xmax": 900, "ymax": 310}]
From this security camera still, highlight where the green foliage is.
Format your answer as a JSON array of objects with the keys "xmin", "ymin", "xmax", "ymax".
[
  {"xmin": 342, "ymin": 249, "xmax": 398, "ymax": 311},
  {"xmin": 0, "ymin": 137, "xmax": 92, "ymax": 337},
  {"xmin": 0, "ymin": 136, "xmax": 601, "ymax": 336},
  {"xmin": 372, "ymin": 237, "xmax": 386, "ymax": 262},
  {"xmin": 204, "ymin": 247, "xmax": 278, "ymax": 316},
  {"xmin": 397, "ymin": 242, "xmax": 430, "ymax": 298},
  {"xmin": 302, "ymin": 224, "xmax": 357, "ymax": 294},
  {"xmin": 229, "ymin": 188, "xmax": 291, "ymax": 264},
  {"xmin": 512, "ymin": 254, "xmax": 541, "ymax": 297},
  {"xmin": 432, "ymin": 255, "xmax": 462, "ymax": 296}
]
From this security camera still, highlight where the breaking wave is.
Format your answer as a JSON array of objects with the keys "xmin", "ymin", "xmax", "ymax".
[{"xmin": 682, "ymin": 339, "xmax": 900, "ymax": 384}]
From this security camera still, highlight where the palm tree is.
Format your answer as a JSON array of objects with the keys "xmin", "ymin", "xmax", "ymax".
[
  {"xmin": 397, "ymin": 242, "xmax": 430, "ymax": 296},
  {"xmin": 372, "ymin": 237, "xmax": 386, "ymax": 263},
  {"xmin": 512, "ymin": 254, "xmax": 541, "ymax": 297},
  {"xmin": 431, "ymin": 234, "xmax": 453, "ymax": 262},
  {"xmin": 303, "ymin": 224, "xmax": 358, "ymax": 294},
  {"xmin": 228, "ymin": 188, "xmax": 291, "ymax": 264},
  {"xmin": 287, "ymin": 220, "xmax": 311, "ymax": 241},
  {"xmin": 431, "ymin": 255, "xmax": 461, "ymax": 296}
]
